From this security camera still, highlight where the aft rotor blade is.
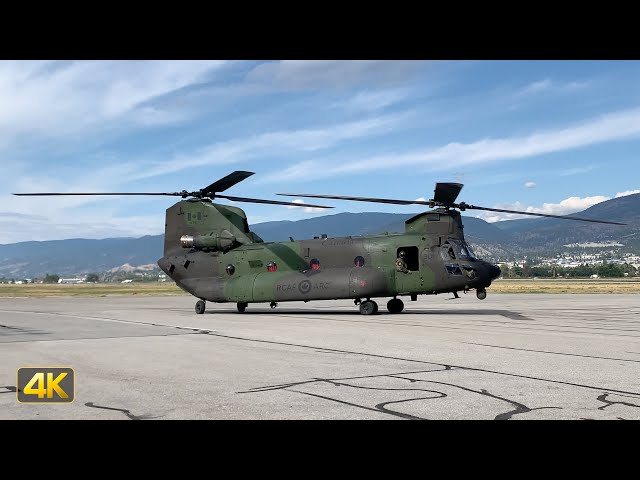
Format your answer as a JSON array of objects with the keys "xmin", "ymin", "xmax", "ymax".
[
  {"xmin": 460, "ymin": 203, "xmax": 627, "ymax": 225},
  {"xmin": 13, "ymin": 192, "xmax": 181, "ymax": 196},
  {"xmin": 433, "ymin": 183, "xmax": 463, "ymax": 205},
  {"xmin": 216, "ymin": 194, "xmax": 333, "ymax": 208},
  {"xmin": 277, "ymin": 193, "xmax": 433, "ymax": 206},
  {"xmin": 202, "ymin": 171, "xmax": 255, "ymax": 195}
]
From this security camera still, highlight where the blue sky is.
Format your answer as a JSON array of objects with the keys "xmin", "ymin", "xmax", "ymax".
[{"xmin": 1, "ymin": 60, "xmax": 639, "ymax": 243}]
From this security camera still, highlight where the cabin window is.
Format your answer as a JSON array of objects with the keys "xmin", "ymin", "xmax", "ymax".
[
  {"xmin": 310, "ymin": 258, "xmax": 321, "ymax": 270},
  {"xmin": 446, "ymin": 264, "xmax": 463, "ymax": 275},
  {"xmin": 354, "ymin": 256, "xmax": 365, "ymax": 267},
  {"xmin": 267, "ymin": 262, "xmax": 278, "ymax": 272},
  {"xmin": 225, "ymin": 264, "xmax": 235, "ymax": 275}
]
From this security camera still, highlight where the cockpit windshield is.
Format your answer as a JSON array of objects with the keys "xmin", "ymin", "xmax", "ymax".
[
  {"xmin": 463, "ymin": 241, "xmax": 477, "ymax": 259},
  {"xmin": 449, "ymin": 239, "xmax": 477, "ymax": 260}
]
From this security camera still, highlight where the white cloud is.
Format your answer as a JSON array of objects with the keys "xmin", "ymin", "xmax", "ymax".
[
  {"xmin": 525, "ymin": 181, "xmax": 536, "ymax": 188},
  {"xmin": 415, "ymin": 197, "xmax": 427, "ymax": 202},
  {"xmin": 245, "ymin": 60, "xmax": 425, "ymax": 90},
  {"xmin": 615, "ymin": 189, "xmax": 640, "ymax": 197},
  {"xmin": 474, "ymin": 189, "xmax": 639, "ymax": 223},
  {"xmin": 285, "ymin": 199, "xmax": 326, "ymax": 214}
]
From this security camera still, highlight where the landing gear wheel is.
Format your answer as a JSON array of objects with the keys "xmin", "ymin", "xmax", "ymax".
[
  {"xmin": 387, "ymin": 298, "xmax": 404, "ymax": 314},
  {"xmin": 359, "ymin": 300, "xmax": 377, "ymax": 315},
  {"xmin": 237, "ymin": 302, "xmax": 247, "ymax": 313},
  {"xmin": 476, "ymin": 289, "xmax": 487, "ymax": 300},
  {"xmin": 195, "ymin": 300, "xmax": 206, "ymax": 314}
]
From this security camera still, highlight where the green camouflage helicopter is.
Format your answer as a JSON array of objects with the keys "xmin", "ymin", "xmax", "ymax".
[{"xmin": 15, "ymin": 171, "xmax": 624, "ymax": 315}]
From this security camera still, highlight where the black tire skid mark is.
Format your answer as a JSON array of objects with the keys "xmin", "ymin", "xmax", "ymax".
[
  {"xmin": 211, "ymin": 331, "xmax": 640, "ymax": 398},
  {"xmin": 84, "ymin": 402, "xmax": 161, "ymax": 420},
  {"xmin": 390, "ymin": 375, "xmax": 561, "ymax": 420},
  {"xmin": 323, "ymin": 378, "xmax": 448, "ymax": 419},
  {"xmin": 465, "ymin": 343, "xmax": 640, "ymax": 364},
  {"xmin": 238, "ymin": 368, "xmax": 451, "ymax": 394},
  {"xmin": 596, "ymin": 393, "xmax": 640, "ymax": 411}
]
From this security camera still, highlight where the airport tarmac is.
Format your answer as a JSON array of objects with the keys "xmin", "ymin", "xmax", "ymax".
[{"xmin": 1, "ymin": 294, "xmax": 639, "ymax": 420}]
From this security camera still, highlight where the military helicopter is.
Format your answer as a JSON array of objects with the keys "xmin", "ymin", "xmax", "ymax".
[{"xmin": 14, "ymin": 171, "xmax": 625, "ymax": 315}]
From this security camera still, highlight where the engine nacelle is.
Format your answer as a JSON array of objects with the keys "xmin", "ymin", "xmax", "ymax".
[{"xmin": 180, "ymin": 230, "xmax": 238, "ymax": 252}]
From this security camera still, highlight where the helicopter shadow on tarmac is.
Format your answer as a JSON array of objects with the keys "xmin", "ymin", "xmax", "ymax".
[{"xmin": 196, "ymin": 308, "xmax": 533, "ymax": 321}]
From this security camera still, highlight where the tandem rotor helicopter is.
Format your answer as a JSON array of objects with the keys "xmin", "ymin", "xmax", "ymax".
[{"xmin": 14, "ymin": 171, "xmax": 625, "ymax": 315}]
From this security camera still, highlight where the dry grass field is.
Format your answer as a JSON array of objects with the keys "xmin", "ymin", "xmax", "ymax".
[
  {"xmin": 491, "ymin": 278, "xmax": 640, "ymax": 294},
  {"xmin": 0, "ymin": 283, "xmax": 186, "ymax": 297},
  {"xmin": 1, "ymin": 278, "xmax": 638, "ymax": 297}
]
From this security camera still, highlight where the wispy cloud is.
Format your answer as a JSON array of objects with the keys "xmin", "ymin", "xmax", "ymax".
[
  {"xmin": 0, "ymin": 60, "xmax": 227, "ymax": 149},
  {"xmin": 261, "ymin": 106, "xmax": 640, "ymax": 182},
  {"xmin": 332, "ymin": 88, "xmax": 410, "ymax": 112},
  {"xmin": 245, "ymin": 61, "xmax": 426, "ymax": 90},
  {"xmin": 524, "ymin": 181, "xmax": 536, "ymax": 188},
  {"xmin": 515, "ymin": 78, "xmax": 589, "ymax": 98},
  {"xmin": 559, "ymin": 165, "xmax": 598, "ymax": 176}
]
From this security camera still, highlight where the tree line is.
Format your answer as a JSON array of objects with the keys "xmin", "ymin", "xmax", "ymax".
[{"xmin": 501, "ymin": 262, "xmax": 638, "ymax": 278}]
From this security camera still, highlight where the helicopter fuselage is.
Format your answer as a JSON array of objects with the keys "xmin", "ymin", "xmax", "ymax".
[{"xmin": 157, "ymin": 200, "xmax": 500, "ymax": 305}]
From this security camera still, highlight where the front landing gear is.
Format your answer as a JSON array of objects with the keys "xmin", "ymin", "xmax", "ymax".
[
  {"xmin": 237, "ymin": 302, "xmax": 248, "ymax": 313},
  {"xmin": 476, "ymin": 289, "xmax": 487, "ymax": 300},
  {"xmin": 359, "ymin": 300, "xmax": 378, "ymax": 315},
  {"xmin": 387, "ymin": 298, "xmax": 404, "ymax": 314},
  {"xmin": 195, "ymin": 300, "xmax": 206, "ymax": 314}
]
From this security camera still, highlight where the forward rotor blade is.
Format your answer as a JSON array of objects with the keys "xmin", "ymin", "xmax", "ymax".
[
  {"xmin": 277, "ymin": 193, "xmax": 433, "ymax": 206},
  {"xmin": 13, "ymin": 192, "xmax": 181, "ymax": 196},
  {"xmin": 460, "ymin": 204, "xmax": 627, "ymax": 225},
  {"xmin": 202, "ymin": 171, "xmax": 255, "ymax": 195},
  {"xmin": 433, "ymin": 183, "xmax": 463, "ymax": 205},
  {"xmin": 216, "ymin": 194, "xmax": 333, "ymax": 209}
]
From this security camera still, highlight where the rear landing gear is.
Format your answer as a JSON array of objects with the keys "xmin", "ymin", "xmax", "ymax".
[
  {"xmin": 359, "ymin": 300, "xmax": 378, "ymax": 315},
  {"xmin": 237, "ymin": 302, "xmax": 248, "ymax": 313},
  {"xmin": 195, "ymin": 300, "xmax": 206, "ymax": 314},
  {"xmin": 387, "ymin": 298, "xmax": 404, "ymax": 314}
]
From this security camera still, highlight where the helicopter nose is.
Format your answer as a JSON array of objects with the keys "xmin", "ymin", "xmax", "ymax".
[{"xmin": 488, "ymin": 264, "xmax": 501, "ymax": 280}]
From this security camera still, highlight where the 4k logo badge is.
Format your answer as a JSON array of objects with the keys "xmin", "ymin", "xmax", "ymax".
[{"xmin": 17, "ymin": 367, "xmax": 75, "ymax": 403}]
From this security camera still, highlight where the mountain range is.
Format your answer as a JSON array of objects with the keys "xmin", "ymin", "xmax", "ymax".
[{"xmin": 1, "ymin": 194, "xmax": 638, "ymax": 278}]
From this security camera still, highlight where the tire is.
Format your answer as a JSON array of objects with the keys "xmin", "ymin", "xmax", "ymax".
[
  {"xmin": 387, "ymin": 298, "xmax": 404, "ymax": 314},
  {"xmin": 195, "ymin": 300, "xmax": 206, "ymax": 314},
  {"xmin": 359, "ymin": 300, "xmax": 376, "ymax": 315}
]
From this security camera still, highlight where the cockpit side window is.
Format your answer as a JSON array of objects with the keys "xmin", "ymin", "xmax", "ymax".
[
  {"xmin": 448, "ymin": 239, "xmax": 476, "ymax": 260},
  {"xmin": 441, "ymin": 242, "xmax": 457, "ymax": 261}
]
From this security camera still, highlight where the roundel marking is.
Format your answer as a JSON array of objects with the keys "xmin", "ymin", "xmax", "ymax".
[{"xmin": 298, "ymin": 280, "xmax": 312, "ymax": 294}]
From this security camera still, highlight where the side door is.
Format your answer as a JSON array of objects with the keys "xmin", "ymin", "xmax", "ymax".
[{"xmin": 394, "ymin": 246, "xmax": 423, "ymax": 294}]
